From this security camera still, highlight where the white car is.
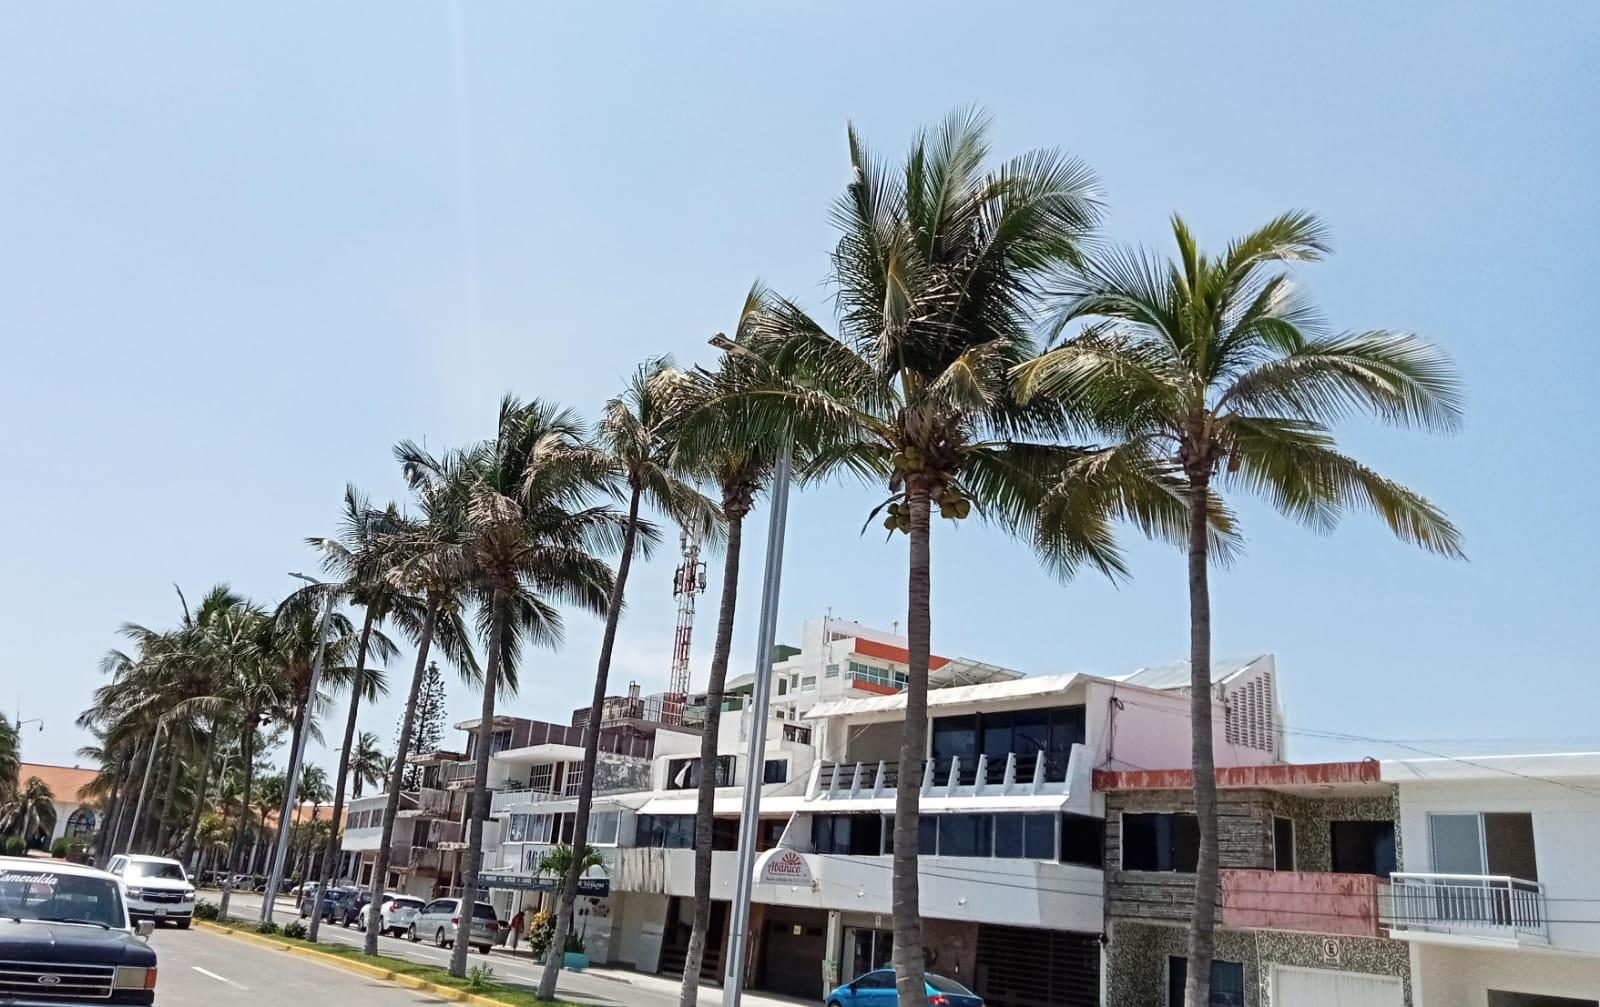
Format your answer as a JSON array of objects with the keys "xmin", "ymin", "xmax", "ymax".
[
  {"xmin": 364, "ymin": 893, "xmax": 426, "ymax": 936},
  {"xmin": 106, "ymin": 853, "xmax": 197, "ymax": 928}
]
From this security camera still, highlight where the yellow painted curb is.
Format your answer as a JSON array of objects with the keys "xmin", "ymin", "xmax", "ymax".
[{"xmin": 193, "ymin": 920, "xmax": 511, "ymax": 1007}]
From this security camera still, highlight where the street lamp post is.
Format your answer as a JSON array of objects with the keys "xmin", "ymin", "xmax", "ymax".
[
  {"xmin": 259, "ymin": 573, "xmax": 336, "ymax": 922},
  {"xmin": 711, "ymin": 334, "xmax": 796, "ymax": 1007}
]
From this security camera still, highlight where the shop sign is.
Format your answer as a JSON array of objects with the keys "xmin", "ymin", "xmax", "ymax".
[{"xmin": 759, "ymin": 849, "xmax": 813, "ymax": 885}]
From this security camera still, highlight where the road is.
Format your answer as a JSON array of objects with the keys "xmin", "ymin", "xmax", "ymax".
[{"xmin": 198, "ymin": 890, "xmax": 803, "ymax": 1007}]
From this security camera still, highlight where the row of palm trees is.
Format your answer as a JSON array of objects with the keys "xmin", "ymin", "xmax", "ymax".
[{"xmin": 80, "ymin": 110, "xmax": 1463, "ymax": 1005}]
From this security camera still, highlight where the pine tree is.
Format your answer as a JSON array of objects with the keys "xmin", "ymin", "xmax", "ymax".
[{"xmin": 393, "ymin": 661, "xmax": 446, "ymax": 789}]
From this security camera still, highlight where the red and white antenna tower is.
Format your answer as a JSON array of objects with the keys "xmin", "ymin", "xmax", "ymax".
[{"xmin": 666, "ymin": 526, "xmax": 707, "ymax": 724}]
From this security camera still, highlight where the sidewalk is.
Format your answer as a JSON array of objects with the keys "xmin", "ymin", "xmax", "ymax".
[{"xmin": 492, "ymin": 948, "xmax": 810, "ymax": 1007}]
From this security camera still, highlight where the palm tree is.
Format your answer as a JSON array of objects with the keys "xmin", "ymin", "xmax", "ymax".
[
  {"xmin": 361, "ymin": 442, "xmax": 479, "ymax": 957},
  {"xmin": 348, "ymin": 732, "xmax": 387, "ymax": 799},
  {"xmin": 431, "ymin": 396, "xmax": 622, "ymax": 980},
  {"xmin": 729, "ymin": 110, "xmax": 1167, "ymax": 1000},
  {"xmin": 668, "ymin": 295, "xmax": 791, "ymax": 1007},
  {"xmin": 2, "ymin": 777, "xmax": 56, "ymax": 847},
  {"xmin": 540, "ymin": 368, "xmax": 716, "ymax": 997},
  {"xmin": 1016, "ymin": 211, "xmax": 1464, "ymax": 1003},
  {"xmin": 250, "ymin": 774, "xmax": 286, "ymax": 875},
  {"xmin": 0, "ymin": 716, "xmax": 18, "ymax": 803}
]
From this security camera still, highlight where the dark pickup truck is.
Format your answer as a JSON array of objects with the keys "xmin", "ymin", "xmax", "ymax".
[{"xmin": 0, "ymin": 857, "xmax": 159, "ymax": 1007}]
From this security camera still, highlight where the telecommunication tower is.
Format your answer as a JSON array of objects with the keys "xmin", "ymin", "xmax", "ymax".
[{"xmin": 666, "ymin": 526, "xmax": 707, "ymax": 724}]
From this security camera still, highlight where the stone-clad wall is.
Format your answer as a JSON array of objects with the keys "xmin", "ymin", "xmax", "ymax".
[{"xmin": 1106, "ymin": 921, "xmax": 1411, "ymax": 1006}]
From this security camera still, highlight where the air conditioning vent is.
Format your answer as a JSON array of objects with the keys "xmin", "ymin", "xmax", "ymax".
[{"xmin": 1224, "ymin": 669, "xmax": 1277, "ymax": 753}]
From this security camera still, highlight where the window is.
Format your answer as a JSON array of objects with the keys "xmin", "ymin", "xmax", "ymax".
[
  {"xmin": 1122, "ymin": 812, "xmax": 1199, "ymax": 872},
  {"xmin": 812, "ymin": 814, "xmax": 882, "ymax": 856},
  {"xmin": 790, "ymin": 674, "xmax": 800, "ymax": 690},
  {"xmin": 529, "ymin": 764, "xmax": 554, "ymax": 793},
  {"xmin": 1168, "ymin": 957, "xmax": 1245, "ymax": 1007},
  {"xmin": 64, "ymin": 807, "xmax": 96, "ymax": 839},
  {"xmin": 0, "ymin": 867, "xmax": 125, "ymax": 929},
  {"xmin": 800, "ymin": 676, "xmax": 817, "ymax": 690},
  {"xmin": 667, "ymin": 755, "xmax": 736, "ymax": 790},
  {"xmin": 1488, "ymin": 993, "xmax": 1599, "ymax": 1007},
  {"xmin": 564, "ymin": 766, "xmax": 584, "ymax": 796},
  {"xmin": 1428, "ymin": 812, "xmax": 1537, "ymax": 881},
  {"xmin": 855, "ymin": 971, "xmax": 894, "ymax": 991},
  {"xmin": 490, "ymin": 729, "xmax": 513, "ymax": 755},
  {"xmin": 931, "ymin": 706, "xmax": 1085, "ymax": 784},
  {"xmin": 1332, "ymin": 820, "xmax": 1398, "ymax": 878},
  {"xmin": 937, "ymin": 814, "xmax": 994, "ymax": 857},
  {"xmin": 1060, "ymin": 814, "xmax": 1104, "ymax": 867},
  {"xmin": 825, "ymin": 664, "xmax": 839, "ymax": 679},
  {"xmin": 992, "ymin": 814, "xmax": 1057, "ymax": 859},
  {"xmin": 847, "ymin": 661, "xmax": 903, "ymax": 689},
  {"xmin": 587, "ymin": 812, "xmax": 619, "ymax": 845},
  {"xmin": 763, "ymin": 759, "xmax": 788, "ymax": 784},
  {"xmin": 777, "ymin": 678, "xmax": 788, "ymax": 696},
  {"xmin": 1274, "ymin": 817, "xmax": 1295, "ymax": 871}
]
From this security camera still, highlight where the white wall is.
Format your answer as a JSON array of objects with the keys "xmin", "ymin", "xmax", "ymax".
[
  {"xmin": 1413, "ymin": 942, "xmax": 1600, "ymax": 1005},
  {"xmin": 1083, "ymin": 679, "xmax": 1276, "ymax": 772},
  {"xmin": 612, "ymin": 892, "xmax": 670, "ymax": 972},
  {"xmin": 1396, "ymin": 777, "xmax": 1600, "ymax": 955}
]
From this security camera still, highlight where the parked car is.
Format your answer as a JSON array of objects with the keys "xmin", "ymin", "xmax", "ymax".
[
  {"xmin": 825, "ymin": 970, "xmax": 983, "ymax": 1007},
  {"xmin": 298, "ymin": 886, "xmax": 358, "ymax": 922},
  {"xmin": 105, "ymin": 854, "xmax": 197, "ymax": 929},
  {"xmin": 339, "ymin": 890, "xmax": 372, "ymax": 927},
  {"xmin": 0, "ymin": 856, "xmax": 159, "ymax": 1005},
  {"xmin": 366, "ymin": 894, "xmax": 425, "ymax": 936},
  {"xmin": 408, "ymin": 897, "xmax": 501, "ymax": 954}
]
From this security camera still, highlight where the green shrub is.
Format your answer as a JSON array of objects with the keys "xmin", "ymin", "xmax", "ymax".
[
  {"xmin": 1, "ymin": 836, "xmax": 24, "ymax": 857},
  {"xmin": 281, "ymin": 920, "xmax": 307, "ymax": 940},
  {"xmin": 255, "ymin": 921, "xmax": 280, "ymax": 936},
  {"xmin": 527, "ymin": 910, "xmax": 555, "ymax": 959},
  {"xmin": 563, "ymin": 930, "xmax": 585, "ymax": 954},
  {"xmin": 193, "ymin": 901, "xmax": 220, "ymax": 921},
  {"xmin": 465, "ymin": 964, "xmax": 495, "ymax": 992},
  {"xmin": 49, "ymin": 838, "xmax": 70, "ymax": 859}
]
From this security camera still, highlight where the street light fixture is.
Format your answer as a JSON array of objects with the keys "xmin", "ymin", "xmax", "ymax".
[
  {"xmin": 260, "ymin": 572, "xmax": 336, "ymax": 922},
  {"xmin": 709, "ymin": 332, "xmax": 795, "ymax": 1007}
]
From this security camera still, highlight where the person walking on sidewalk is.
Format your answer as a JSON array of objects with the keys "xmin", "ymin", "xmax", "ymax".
[{"xmin": 508, "ymin": 908, "xmax": 526, "ymax": 954}]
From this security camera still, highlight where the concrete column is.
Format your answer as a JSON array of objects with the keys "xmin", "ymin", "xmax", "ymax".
[{"xmin": 825, "ymin": 910, "xmax": 843, "ymax": 994}]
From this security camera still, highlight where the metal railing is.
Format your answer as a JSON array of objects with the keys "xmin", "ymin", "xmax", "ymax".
[
  {"xmin": 490, "ymin": 789, "xmax": 563, "ymax": 814},
  {"xmin": 814, "ymin": 750, "xmax": 1073, "ymax": 797},
  {"xmin": 1379, "ymin": 872, "xmax": 1549, "ymax": 942}
]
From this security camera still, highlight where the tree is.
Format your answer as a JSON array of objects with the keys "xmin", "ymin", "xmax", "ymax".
[
  {"xmin": 2, "ymin": 776, "xmax": 56, "ymax": 847},
  {"xmin": 732, "ymin": 110, "xmax": 1165, "ymax": 1001},
  {"xmin": 348, "ymin": 732, "xmax": 387, "ymax": 799},
  {"xmin": 0, "ymin": 716, "xmax": 18, "ymax": 804},
  {"xmin": 434, "ymin": 396, "xmax": 625, "ymax": 980},
  {"xmin": 669, "ymin": 294, "xmax": 791, "ymax": 1006},
  {"xmin": 539, "ymin": 366, "xmax": 716, "ymax": 997},
  {"xmin": 396, "ymin": 663, "xmax": 447, "ymax": 789},
  {"xmin": 1016, "ymin": 211, "xmax": 1464, "ymax": 1003}
]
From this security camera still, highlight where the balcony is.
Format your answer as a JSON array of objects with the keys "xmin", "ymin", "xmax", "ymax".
[
  {"xmin": 1221, "ymin": 869, "xmax": 1381, "ymax": 938},
  {"xmin": 1379, "ymin": 872, "xmax": 1549, "ymax": 944},
  {"xmin": 491, "ymin": 789, "xmax": 563, "ymax": 814},
  {"xmin": 812, "ymin": 745, "xmax": 1085, "ymax": 799},
  {"xmin": 387, "ymin": 845, "xmax": 444, "ymax": 876}
]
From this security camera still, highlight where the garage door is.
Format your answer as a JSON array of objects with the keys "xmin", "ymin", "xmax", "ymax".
[{"xmin": 1272, "ymin": 966, "xmax": 1404, "ymax": 1007}]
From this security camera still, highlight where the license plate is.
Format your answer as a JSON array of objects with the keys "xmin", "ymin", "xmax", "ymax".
[{"xmin": 155, "ymin": 909, "xmax": 167, "ymax": 917}]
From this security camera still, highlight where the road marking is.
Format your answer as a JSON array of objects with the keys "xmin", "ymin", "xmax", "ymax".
[{"xmin": 191, "ymin": 966, "xmax": 246, "ymax": 989}]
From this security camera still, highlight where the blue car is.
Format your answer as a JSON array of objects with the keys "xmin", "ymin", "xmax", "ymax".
[{"xmin": 825, "ymin": 969, "xmax": 983, "ymax": 1007}]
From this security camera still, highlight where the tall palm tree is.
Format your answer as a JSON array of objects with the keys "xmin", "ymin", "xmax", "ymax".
[
  {"xmin": 731, "ymin": 110, "xmax": 1173, "ymax": 1000},
  {"xmin": 302, "ymin": 486, "xmax": 411, "ymax": 942},
  {"xmin": 249, "ymin": 774, "xmax": 286, "ymax": 875},
  {"xmin": 361, "ymin": 443, "xmax": 479, "ymax": 957},
  {"xmin": 668, "ymin": 294, "xmax": 791, "ymax": 1007},
  {"xmin": 348, "ymin": 732, "xmax": 387, "ymax": 799},
  {"xmin": 541, "ymin": 368, "xmax": 716, "ymax": 997},
  {"xmin": 1016, "ymin": 211, "xmax": 1464, "ymax": 1003},
  {"xmin": 434, "ymin": 396, "xmax": 623, "ymax": 980},
  {"xmin": 0, "ymin": 716, "xmax": 18, "ymax": 803}
]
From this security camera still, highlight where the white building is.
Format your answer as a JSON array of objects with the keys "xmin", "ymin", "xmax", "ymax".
[{"xmin": 1381, "ymin": 752, "xmax": 1600, "ymax": 1007}]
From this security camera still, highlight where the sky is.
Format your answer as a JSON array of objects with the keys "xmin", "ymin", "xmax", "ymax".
[{"xmin": 3, "ymin": 2, "xmax": 1597, "ymax": 781}]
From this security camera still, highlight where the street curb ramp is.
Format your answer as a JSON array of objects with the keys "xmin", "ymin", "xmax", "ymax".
[{"xmin": 194, "ymin": 920, "xmax": 513, "ymax": 1007}]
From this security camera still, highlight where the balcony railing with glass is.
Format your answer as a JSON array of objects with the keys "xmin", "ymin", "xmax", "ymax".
[
  {"xmin": 490, "ymin": 788, "xmax": 564, "ymax": 814},
  {"xmin": 1379, "ymin": 872, "xmax": 1549, "ymax": 943},
  {"xmin": 812, "ymin": 746, "xmax": 1082, "ymax": 799}
]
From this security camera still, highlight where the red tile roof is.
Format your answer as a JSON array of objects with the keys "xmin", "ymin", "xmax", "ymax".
[{"xmin": 16, "ymin": 763, "xmax": 99, "ymax": 805}]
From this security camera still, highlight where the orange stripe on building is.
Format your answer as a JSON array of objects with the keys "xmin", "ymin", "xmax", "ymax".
[{"xmin": 852, "ymin": 637, "xmax": 950, "ymax": 670}]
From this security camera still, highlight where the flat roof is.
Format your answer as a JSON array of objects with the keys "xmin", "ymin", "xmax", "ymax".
[
  {"xmin": 1096, "ymin": 760, "xmax": 1384, "ymax": 795},
  {"xmin": 1382, "ymin": 751, "xmax": 1600, "ymax": 784}
]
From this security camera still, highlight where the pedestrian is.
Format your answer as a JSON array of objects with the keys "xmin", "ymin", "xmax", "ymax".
[{"xmin": 508, "ymin": 907, "xmax": 525, "ymax": 954}]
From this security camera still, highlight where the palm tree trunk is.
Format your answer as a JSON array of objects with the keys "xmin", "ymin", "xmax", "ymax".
[
  {"xmin": 1182, "ymin": 471, "xmax": 1218, "ymax": 1007},
  {"xmin": 679, "ymin": 502, "xmax": 744, "ymax": 1007},
  {"xmin": 98, "ymin": 756, "xmax": 131, "ymax": 859},
  {"xmin": 228, "ymin": 723, "xmax": 257, "ymax": 874},
  {"xmin": 154, "ymin": 743, "xmax": 183, "ymax": 852},
  {"xmin": 891, "ymin": 485, "xmax": 931, "ymax": 1001},
  {"xmin": 452, "ymin": 589, "xmax": 505, "ymax": 977},
  {"xmin": 365, "ymin": 595, "xmax": 439, "ymax": 956},
  {"xmin": 179, "ymin": 728, "xmax": 218, "ymax": 865},
  {"xmin": 539, "ymin": 484, "xmax": 642, "ymax": 1001},
  {"xmin": 112, "ymin": 740, "xmax": 151, "ymax": 855},
  {"xmin": 311, "ymin": 606, "xmax": 375, "ymax": 943}
]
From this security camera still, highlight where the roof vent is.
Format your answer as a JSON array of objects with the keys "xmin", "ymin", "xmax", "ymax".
[{"xmin": 1224, "ymin": 667, "xmax": 1278, "ymax": 754}]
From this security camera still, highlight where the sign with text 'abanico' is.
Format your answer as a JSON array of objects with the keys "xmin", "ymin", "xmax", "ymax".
[{"xmin": 758, "ymin": 848, "xmax": 813, "ymax": 885}]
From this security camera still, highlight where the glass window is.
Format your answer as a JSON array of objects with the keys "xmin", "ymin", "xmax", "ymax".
[
  {"xmin": 1023, "ymin": 814, "xmax": 1056, "ymax": 859},
  {"xmin": 1274, "ymin": 817, "xmax": 1295, "ymax": 870},
  {"xmin": 1168, "ymin": 958, "xmax": 1245, "ymax": 1007},
  {"xmin": 1334, "ymin": 820, "xmax": 1398, "ymax": 877},
  {"xmin": 508, "ymin": 814, "xmax": 529, "ymax": 843},
  {"xmin": 825, "ymin": 664, "xmax": 839, "ymax": 678},
  {"xmin": 926, "ymin": 975, "xmax": 975, "ymax": 996},
  {"xmin": 936, "ymin": 814, "xmax": 992, "ymax": 857},
  {"xmin": 127, "ymin": 860, "xmax": 186, "ymax": 881},
  {"xmin": 587, "ymin": 812, "xmax": 619, "ymax": 845},
  {"xmin": 856, "ymin": 971, "xmax": 894, "ymax": 991},
  {"xmin": 800, "ymin": 676, "xmax": 816, "ymax": 690},
  {"xmin": 994, "ymin": 814, "xmax": 1023, "ymax": 858},
  {"xmin": 1122, "ymin": 812, "xmax": 1199, "ymax": 872},
  {"xmin": 931, "ymin": 715, "xmax": 978, "ymax": 779},
  {"xmin": 0, "ymin": 869, "xmax": 125, "ymax": 929},
  {"xmin": 529, "ymin": 764, "xmax": 554, "ymax": 793},
  {"xmin": 918, "ymin": 815, "xmax": 937, "ymax": 855},
  {"xmin": 1060, "ymin": 814, "xmax": 1103, "ymax": 867},
  {"xmin": 763, "ymin": 759, "xmax": 788, "ymax": 784}
]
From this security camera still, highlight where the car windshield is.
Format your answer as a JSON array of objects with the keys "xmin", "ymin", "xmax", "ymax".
[
  {"xmin": 394, "ymin": 898, "xmax": 423, "ymax": 910},
  {"xmin": 0, "ymin": 868, "xmax": 125, "ymax": 929},
  {"xmin": 926, "ymin": 975, "xmax": 974, "ymax": 996},
  {"xmin": 472, "ymin": 903, "xmax": 497, "ymax": 920},
  {"xmin": 127, "ymin": 861, "xmax": 186, "ymax": 881}
]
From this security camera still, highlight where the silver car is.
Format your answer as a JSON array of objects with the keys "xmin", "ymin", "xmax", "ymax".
[{"xmin": 408, "ymin": 897, "xmax": 501, "ymax": 954}]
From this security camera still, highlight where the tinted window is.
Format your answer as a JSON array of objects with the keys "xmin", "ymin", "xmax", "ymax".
[
  {"xmin": 1122, "ymin": 812, "xmax": 1199, "ymax": 872},
  {"xmin": 1060, "ymin": 814, "xmax": 1104, "ymax": 868},
  {"xmin": 855, "ymin": 970, "xmax": 894, "ymax": 990},
  {"xmin": 128, "ymin": 860, "xmax": 186, "ymax": 880},
  {"xmin": 927, "ymin": 975, "xmax": 974, "ymax": 995},
  {"xmin": 0, "ymin": 870, "xmax": 126, "ymax": 929},
  {"xmin": 395, "ymin": 898, "xmax": 424, "ymax": 910},
  {"xmin": 1169, "ymin": 957, "xmax": 1245, "ymax": 1007},
  {"xmin": 918, "ymin": 815, "xmax": 937, "ymax": 855},
  {"xmin": 473, "ymin": 903, "xmax": 497, "ymax": 920},
  {"xmin": 994, "ymin": 814, "xmax": 1024, "ymax": 857},
  {"xmin": 937, "ymin": 814, "xmax": 993, "ymax": 857},
  {"xmin": 1331, "ymin": 820, "xmax": 1396, "ymax": 877},
  {"xmin": 1274, "ymin": 817, "xmax": 1295, "ymax": 871},
  {"xmin": 763, "ymin": 759, "xmax": 788, "ymax": 784}
]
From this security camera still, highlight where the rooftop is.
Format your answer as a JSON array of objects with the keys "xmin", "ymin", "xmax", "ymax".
[
  {"xmin": 1381, "ymin": 751, "xmax": 1600, "ymax": 784},
  {"xmin": 16, "ymin": 762, "xmax": 98, "ymax": 804},
  {"xmin": 1108, "ymin": 654, "xmax": 1269, "ymax": 691}
]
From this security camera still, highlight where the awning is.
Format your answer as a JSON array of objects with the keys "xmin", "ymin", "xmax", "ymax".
[{"xmin": 475, "ymin": 872, "xmax": 611, "ymax": 898}]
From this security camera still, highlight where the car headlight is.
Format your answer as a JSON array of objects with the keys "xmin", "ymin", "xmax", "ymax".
[
  {"xmin": 182, "ymin": 889, "xmax": 196, "ymax": 901},
  {"xmin": 114, "ymin": 967, "xmax": 157, "ymax": 991},
  {"xmin": 125, "ymin": 886, "xmax": 144, "ymax": 898}
]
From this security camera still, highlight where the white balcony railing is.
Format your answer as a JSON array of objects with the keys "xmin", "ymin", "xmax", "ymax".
[
  {"xmin": 1380, "ymin": 872, "xmax": 1549, "ymax": 943},
  {"xmin": 491, "ymin": 789, "xmax": 563, "ymax": 814}
]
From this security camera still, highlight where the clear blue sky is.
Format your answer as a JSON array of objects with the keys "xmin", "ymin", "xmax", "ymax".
[{"xmin": 4, "ymin": 3, "xmax": 1596, "ymax": 777}]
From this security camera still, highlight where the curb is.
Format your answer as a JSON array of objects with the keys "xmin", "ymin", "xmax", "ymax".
[{"xmin": 194, "ymin": 920, "xmax": 513, "ymax": 1007}]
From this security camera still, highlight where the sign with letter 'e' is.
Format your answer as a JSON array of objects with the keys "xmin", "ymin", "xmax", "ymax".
[
  {"xmin": 1320, "ymin": 937, "xmax": 1342, "ymax": 965},
  {"xmin": 759, "ymin": 849, "xmax": 813, "ymax": 885}
]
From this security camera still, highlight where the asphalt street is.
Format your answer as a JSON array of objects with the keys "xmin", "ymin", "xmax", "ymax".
[{"xmin": 198, "ymin": 890, "xmax": 802, "ymax": 1007}]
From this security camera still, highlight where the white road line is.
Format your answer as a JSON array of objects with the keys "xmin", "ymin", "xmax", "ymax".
[{"xmin": 191, "ymin": 966, "xmax": 246, "ymax": 989}]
